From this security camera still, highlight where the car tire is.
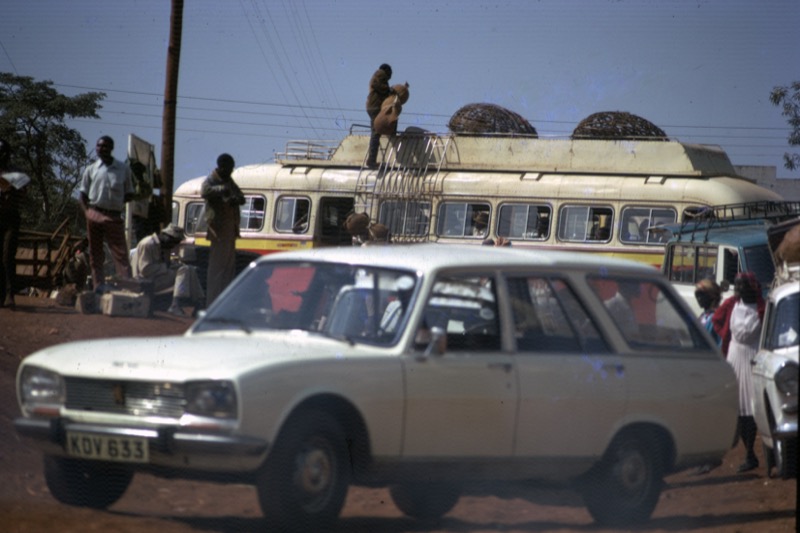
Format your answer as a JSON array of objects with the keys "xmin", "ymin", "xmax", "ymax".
[
  {"xmin": 581, "ymin": 432, "xmax": 664, "ymax": 526},
  {"xmin": 772, "ymin": 437, "xmax": 798, "ymax": 480},
  {"xmin": 43, "ymin": 455, "xmax": 133, "ymax": 509},
  {"xmin": 389, "ymin": 482, "xmax": 460, "ymax": 521},
  {"xmin": 256, "ymin": 410, "xmax": 349, "ymax": 532}
]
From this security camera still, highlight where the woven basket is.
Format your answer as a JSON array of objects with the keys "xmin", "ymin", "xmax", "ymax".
[
  {"xmin": 572, "ymin": 111, "xmax": 668, "ymax": 141},
  {"xmin": 448, "ymin": 103, "xmax": 537, "ymax": 136}
]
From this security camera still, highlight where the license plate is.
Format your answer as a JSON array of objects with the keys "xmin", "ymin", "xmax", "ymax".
[{"xmin": 66, "ymin": 431, "xmax": 149, "ymax": 463}]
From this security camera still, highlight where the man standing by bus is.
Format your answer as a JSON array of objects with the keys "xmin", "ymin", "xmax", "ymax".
[{"xmin": 201, "ymin": 153, "xmax": 244, "ymax": 306}]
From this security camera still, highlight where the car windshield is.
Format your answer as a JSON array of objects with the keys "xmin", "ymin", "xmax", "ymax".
[
  {"xmin": 764, "ymin": 291, "xmax": 799, "ymax": 350},
  {"xmin": 193, "ymin": 261, "xmax": 418, "ymax": 345}
]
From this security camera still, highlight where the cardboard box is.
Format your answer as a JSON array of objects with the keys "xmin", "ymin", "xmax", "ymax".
[{"xmin": 100, "ymin": 291, "xmax": 150, "ymax": 318}]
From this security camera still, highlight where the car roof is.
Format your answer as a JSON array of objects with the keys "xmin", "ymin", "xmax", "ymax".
[{"xmin": 255, "ymin": 243, "xmax": 658, "ymax": 275}]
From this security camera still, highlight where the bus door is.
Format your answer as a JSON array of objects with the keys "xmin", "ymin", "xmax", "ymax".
[{"xmin": 317, "ymin": 196, "xmax": 355, "ymax": 247}]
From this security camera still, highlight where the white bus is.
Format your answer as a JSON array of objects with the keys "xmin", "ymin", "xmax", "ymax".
[{"xmin": 173, "ymin": 128, "xmax": 782, "ymax": 268}]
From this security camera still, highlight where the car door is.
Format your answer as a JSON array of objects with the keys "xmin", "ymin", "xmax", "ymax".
[
  {"xmin": 508, "ymin": 275, "xmax": 627, "ymax": 460},
  {"xmin": 401, "ymin": 272, "xmax": 518, "ymax": 457}
]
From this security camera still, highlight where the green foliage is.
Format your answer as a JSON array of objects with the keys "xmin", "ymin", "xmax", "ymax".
[
  {"xmin": 0, "ymin": 72, "xmax": 105, "ymax": 232},
  {"xmin": 770, "ymin": 81, "xmax": 800, "ymax": 171}
]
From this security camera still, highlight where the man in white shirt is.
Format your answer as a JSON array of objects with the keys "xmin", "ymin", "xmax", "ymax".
[{"xmin": 132, "ymin": 224, "xmax": 204, "ymax": 316}]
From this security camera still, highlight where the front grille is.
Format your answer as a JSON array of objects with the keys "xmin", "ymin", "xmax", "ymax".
[{"xmin": 64, "ymin": 377, "xmax": 185, "ymax": 418}]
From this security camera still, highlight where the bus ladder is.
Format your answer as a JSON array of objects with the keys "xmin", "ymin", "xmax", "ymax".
[{"xmin": 354, "ymin": 133, "xmax": 450, "ymax": 242}]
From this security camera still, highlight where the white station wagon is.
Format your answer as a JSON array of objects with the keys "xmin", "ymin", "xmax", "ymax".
[{"xmin": 16, "ymin": 244, "xmax": 738, "ymax": 530}]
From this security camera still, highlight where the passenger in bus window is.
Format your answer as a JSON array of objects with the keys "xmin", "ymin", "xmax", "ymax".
[{"xmin": 472, "ymin": 210, "xmax": 489, "ymax": 237}]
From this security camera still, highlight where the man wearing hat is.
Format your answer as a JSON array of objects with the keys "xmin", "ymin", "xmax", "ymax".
[{"xmin": 131, "ymin": 224, "xmax": 204, "ymax": 316}]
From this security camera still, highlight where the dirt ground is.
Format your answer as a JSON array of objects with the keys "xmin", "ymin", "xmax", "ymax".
[{"xmin": 0, "ymin": 295, "xmax": 796, "ymax": 533}]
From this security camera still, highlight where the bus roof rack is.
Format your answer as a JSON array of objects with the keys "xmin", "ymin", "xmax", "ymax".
[
  {"xmin": 673, "ymin": 201, "xmax": 800, "ymax": 243},
  {"xmin": 275, "ymin": 140, "xmax": 338, "ymax": 162}
]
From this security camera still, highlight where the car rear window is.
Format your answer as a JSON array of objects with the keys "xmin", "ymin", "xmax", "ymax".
[
  {"xmin": 586, "ymin": 276, "xmax": 709, "ymax": 351},
  {"xmin": 505, "ymin": 275, "xmax": 609, "ymax": 353}
]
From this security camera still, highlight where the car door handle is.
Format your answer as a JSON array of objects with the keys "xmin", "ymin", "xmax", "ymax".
[{"xmin": 487, "ymin": 362, "xmax": 513, "ymax": 373}]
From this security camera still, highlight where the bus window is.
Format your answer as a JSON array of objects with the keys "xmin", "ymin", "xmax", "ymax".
[
  {"xmin": 557, "ymin": 205, "xmax": 613, "ymax": 243},
  {"xmin": 497, "ymin": 204, "xmax": 551, "ymax": 240},
  {"xmin": 437, "ymin": 202, "xmax": 491, "ymax": 238},
  {"xmin": 185, "ymin": 201, "xmax": 206, "ymax": 235},
  {"xmin": 275, "ymin": 196, "xmax": 310, "ymax": 234},
  {"xmin": 379, "ymin": 200, "xmax": 430, "ymax": 237},
  {"xmin": 241, "ymin": 196, "xmax": 266, "ymax": 231},
  {"xmin": 620, "ymin": 206, "xmax": 677, "ymax": 244}
]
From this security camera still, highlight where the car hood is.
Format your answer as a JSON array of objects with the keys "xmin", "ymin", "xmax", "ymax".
[{"xmin": 21, "ymin": 332, "xmax": 384, "ymax": 382}]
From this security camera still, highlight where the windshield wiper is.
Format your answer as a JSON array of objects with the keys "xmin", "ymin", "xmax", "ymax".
[
  {"xmin": 199, "ymin": 317, "xmax": 252, "ymax": 334},
  {"xmin": 317, "ymin": 330, "xmax": 356, "ymax": 346}
]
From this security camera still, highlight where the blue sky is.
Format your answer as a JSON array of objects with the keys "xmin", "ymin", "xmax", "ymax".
[{"xmin": 2, "ymin": 0, "xmax": 799, "ymax": 187}]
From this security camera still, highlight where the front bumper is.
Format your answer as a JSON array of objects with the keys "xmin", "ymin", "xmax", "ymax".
[{"xmin": 14, "ymin": 417, "xmax": 269, "ymax": 472}]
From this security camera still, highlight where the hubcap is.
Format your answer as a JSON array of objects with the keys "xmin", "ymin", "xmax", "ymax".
[
  {"xmin": 616, "ymin": 448, "xmax": 647, "ymax": 494},
  {"xmin": 294, "ymin": 443, "xmax": 334, "ymax": 511}
]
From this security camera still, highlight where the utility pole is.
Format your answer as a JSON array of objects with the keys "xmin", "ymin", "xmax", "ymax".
[{"xmin": 160, "ymin": 0, "xmax": 184, "ymax": 224}]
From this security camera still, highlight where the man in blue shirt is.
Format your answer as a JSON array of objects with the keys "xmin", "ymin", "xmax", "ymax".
[{"xmin": 79, "ymin": 136, "xmax": 134, "ymax": 290}]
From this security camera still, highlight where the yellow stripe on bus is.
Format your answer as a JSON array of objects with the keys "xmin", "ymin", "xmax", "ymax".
[{"xmin": 193, "ymin": 237, "xmax": 315, "ymax": 255}]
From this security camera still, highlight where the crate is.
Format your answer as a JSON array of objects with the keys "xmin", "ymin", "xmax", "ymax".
[{"xmin": 100, "ymin": 290, "xmax": 151, "ymax": 318}]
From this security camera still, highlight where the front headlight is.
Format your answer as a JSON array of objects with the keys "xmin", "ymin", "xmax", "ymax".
[
  {"xmin": 185, "ymin": 381, "xmax": 237, "ymax": 419},
  {"xmin": 19, "ymin": 366, "xmax": 65, "ymax": 411},
  {"xmin": 775, "ymin": 362, "xmax": 798, "ymax": 396}
]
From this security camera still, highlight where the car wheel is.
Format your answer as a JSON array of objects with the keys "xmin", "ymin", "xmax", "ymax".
[
  {"xmin": 581, "ymin": 432, "xmax": 664, "ymax": 526},
  {"xmin": 256, "ymin": 410, "xmax": 349, "ymax": 532},
  {"xmin": 389, "ymin": 482, "xmax": 460, "ymax": 521},
  {"xmin": 43, "ymin": 455, "xmax": 133, "ymax": 509},
  {"xmin": 773, "ymin": 437, "xmax": 798, "ymax": 480}
]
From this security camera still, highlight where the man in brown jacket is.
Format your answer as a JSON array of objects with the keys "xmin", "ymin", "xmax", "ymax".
[
  {"xmin": 365, "ymin": 63, "xmax": 394, "ymax": 169},
  {"xmin": 201, "ymin": 153, "xmax": 245, "ymax": 306}
]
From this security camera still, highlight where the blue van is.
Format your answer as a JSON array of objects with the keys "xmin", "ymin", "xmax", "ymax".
[{"xmin": 660, "ymin": 201, "xmax": 800, "ymax": 315}]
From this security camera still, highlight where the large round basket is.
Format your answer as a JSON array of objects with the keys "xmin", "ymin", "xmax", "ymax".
[
  {"xmin": 572, "ymin": 111, "xmax": 668, "ymax": 141},
  {"xmin": 448, "ymin": 103, "xmax": 537, "ymax": 136}
]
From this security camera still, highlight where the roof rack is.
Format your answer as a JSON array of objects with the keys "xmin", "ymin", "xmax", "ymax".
[
  {"xmin": 675, "ymin": 201, "xmax": 800, "ymax": 243},
  {"xmin": 275, "ymin": 140, "xmax": 338, "ymax": 162}
]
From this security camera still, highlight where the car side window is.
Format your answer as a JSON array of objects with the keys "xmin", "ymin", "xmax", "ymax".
[
  {"xmin": 764, "ymin": 292, "xmax": 799, "ymax": 350},
  {"xmin": 587, "ymin": 276, "xmax": 708, "ymax": 351},
  {"xmin": 422, "ymin": 273, "xmax": 500, "ymax": 351},
  {"xmin": 506, "ymin": 276, "xmax": 608, "ymax": 353}
]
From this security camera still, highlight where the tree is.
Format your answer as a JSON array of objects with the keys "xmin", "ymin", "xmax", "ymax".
[
  {"xmin": 770, "ymin": 81, "xmax": 800, "ymax": 171},
  {"xmin": 0, "ymin": 72, "xmax": 105, "ymax": 232}
]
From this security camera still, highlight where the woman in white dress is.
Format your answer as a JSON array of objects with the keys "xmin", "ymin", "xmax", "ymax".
[{"xmin": 714, "ymin": 272, "xmax": 765, "ymax": 473}]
